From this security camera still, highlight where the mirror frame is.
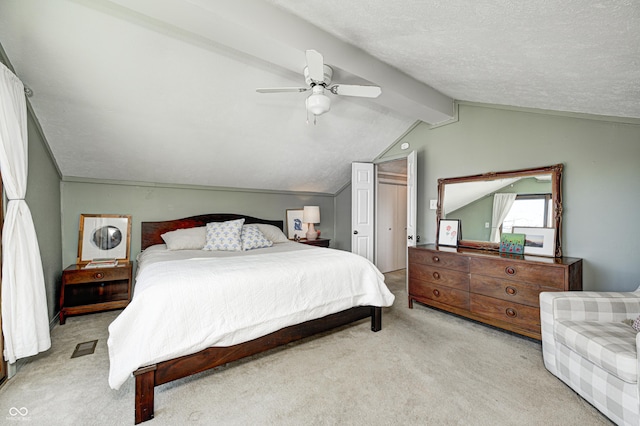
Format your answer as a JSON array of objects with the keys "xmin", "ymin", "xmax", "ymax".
[{"xmin": 436, "ymin": 164, "xmax": 564, "ymax": 257}]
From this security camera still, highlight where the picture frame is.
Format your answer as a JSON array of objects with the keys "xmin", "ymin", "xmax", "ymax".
[
  {"xmin": 286, "ymin": 209, "xmax": 308, "ymax": 240},
  {"xmin": 77, "ymin": 214, "xmax": 132, "ymax": 264},
  {"xmin": 513, "ymin": 226, "xmax": 556, "ymax": 257},
  {"xmin": 437, "ymin": 219, "xmax": 461, "ymax": 247}
]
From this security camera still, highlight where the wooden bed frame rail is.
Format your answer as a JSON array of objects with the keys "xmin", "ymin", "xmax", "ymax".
[{"xmin": 134, "ymin": 305, "xmax": 382, "ymax": 423}]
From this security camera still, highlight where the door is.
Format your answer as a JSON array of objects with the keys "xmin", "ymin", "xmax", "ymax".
[
  {"xmin": 351, "ymin": 162, "xmax": 375, "ymax": 262},
  {"xmin": 376, "ymin": 182, "xmax": 407, "ymax": 273},
  {"xmin": 406, "ymin": 150, "xmax": 417, "ymax": 248}
]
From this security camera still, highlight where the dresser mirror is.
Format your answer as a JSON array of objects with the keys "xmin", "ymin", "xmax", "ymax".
[{"xmin": 436, "ymin": 164, "xmax": 563, "ymax": 256}]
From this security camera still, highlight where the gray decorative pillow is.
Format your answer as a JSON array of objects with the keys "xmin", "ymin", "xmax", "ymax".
[
  {"xmin": 241, "ymin": 225, "xmax": 273, "ymax": 251},
  {"xmin": 203, "ymin": 219, "xmax": 245, "ymax": 251}
]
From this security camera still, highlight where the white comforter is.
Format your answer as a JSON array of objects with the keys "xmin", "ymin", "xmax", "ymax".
[{"xmin": 107, "ymin": 243, "xmax": 394, "ymax": 389}]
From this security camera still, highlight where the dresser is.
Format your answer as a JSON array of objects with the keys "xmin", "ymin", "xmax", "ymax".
[{"xmin": 408, "ymin": 244, "xmax": 582, "ymax": 340}]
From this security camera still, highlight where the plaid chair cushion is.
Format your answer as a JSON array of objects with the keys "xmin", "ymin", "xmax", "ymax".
[{"xmin": 555, "ymin": 320, "xmax": 638, "ymax": 383}]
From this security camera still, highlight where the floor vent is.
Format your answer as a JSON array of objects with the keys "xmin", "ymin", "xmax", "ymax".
[{"xmin": 71, "ymin": 340, "xmax": 98, "ymax": 358}]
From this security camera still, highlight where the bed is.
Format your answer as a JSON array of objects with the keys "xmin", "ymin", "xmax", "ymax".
[{"xmin": 106, "ymin": 214, "xmax": 395, "ymax": 424}]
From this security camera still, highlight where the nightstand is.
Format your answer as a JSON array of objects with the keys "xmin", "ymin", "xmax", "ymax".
[
  {"xmin": 299, "ymin": 238, "xmax": 331, "ymax": 248},
  {"xmin": 59, "ymin": 263, "xmax": 133, "ymax": 324}
]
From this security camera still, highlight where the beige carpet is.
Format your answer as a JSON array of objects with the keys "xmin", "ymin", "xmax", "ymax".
[{"xmin": 0, "ymin": 270, "xmax": 611, "ymax": 425}]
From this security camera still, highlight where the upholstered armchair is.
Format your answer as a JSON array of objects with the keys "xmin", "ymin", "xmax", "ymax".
[{"xmin": 540, "ymin": 291, "xmax": 640, "ymax": 426}]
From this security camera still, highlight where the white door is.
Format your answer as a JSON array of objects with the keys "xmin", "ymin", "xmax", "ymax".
[
  {"xmin": 352, "ymin": 162, "xmax": 375, "ymax": 262},
  {"xmin": 406, "ymin": 150, "xmax": 417, "ymax": 248}
]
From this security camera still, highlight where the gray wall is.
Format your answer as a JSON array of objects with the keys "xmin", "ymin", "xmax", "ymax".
[
  {"xmin": 376, "ymin": 103, "xmax": 640, "ymax": 291},
  {"xmin": 25, "ymin": 110, "xmax": 63, "ymax": 323},
  {"xmin": 333, "ymin": 184, "xmax": 351, "ymax": 250},
  {"xmin": 60, "ymin": 181, "xmax": 336, "ymax": 269}
]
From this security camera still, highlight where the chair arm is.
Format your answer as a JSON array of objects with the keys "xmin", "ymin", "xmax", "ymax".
[{"xmin": 540, "ymin": 291, "xmax": 640, "ymax": 322}]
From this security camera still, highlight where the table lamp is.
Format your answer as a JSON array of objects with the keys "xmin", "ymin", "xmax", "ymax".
[{"xmin": 303, "ymin": 206, "xmax": 320, "ymax": 241}]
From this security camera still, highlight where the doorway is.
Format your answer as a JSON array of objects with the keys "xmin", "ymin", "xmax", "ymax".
[{"xmin": 375, "ymin": 159, "xmax": 408, "ymax": 273}]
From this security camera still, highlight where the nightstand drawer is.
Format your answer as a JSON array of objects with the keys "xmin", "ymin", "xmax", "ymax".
[{"xmin": 63, "ymin": 266, "xmax": 130, "ymax": 284}]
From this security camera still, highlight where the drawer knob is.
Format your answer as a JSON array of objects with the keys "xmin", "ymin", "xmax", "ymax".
[
  {"xmin": 432, "ymin": 272, "xmax": 440, "ymax": 280},
  {"xmin": 94, "ymin": 272, "xmax": 104, "ymax": 279},
  {"xmin": 505, "ymin": 286, "xmax": 517, "ymax": 296},
  {"xmin": 433, "ymin": 289, "xmax": 440, "ymax": 297},
  {"xmin": 505, "ymin": 308, "xmax": 517, "ymax": 318},
  {"xmin": 504, "ymin": 266, "xmax": 516, "ymax": 276},
  {"xmin": 432, "ymin": 256, "xmax": 440, "ymax": 263}
]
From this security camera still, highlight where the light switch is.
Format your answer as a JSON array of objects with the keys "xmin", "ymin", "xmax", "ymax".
[
  {"xmin": 485, "ymin": 222, "xmax": 490, "ymax": 228},
  {"xmin": 430, "ymin": 200, "xmax": 437, "ymax": 209}
]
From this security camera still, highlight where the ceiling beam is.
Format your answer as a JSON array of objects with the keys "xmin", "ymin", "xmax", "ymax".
[{"xmin": 105, "ymin": 0, "xmax": 455, "ymax": 124}]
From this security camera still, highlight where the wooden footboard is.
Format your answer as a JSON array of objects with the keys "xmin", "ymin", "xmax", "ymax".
[{"xmin": 134, "ymin": 305, "xmax": 382, "ymax": 424}]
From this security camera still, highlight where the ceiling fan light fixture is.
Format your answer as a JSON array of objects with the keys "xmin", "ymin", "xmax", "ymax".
[{"xmin": 305, "ymin": 92, "xmax": 331, "ymax": 116}]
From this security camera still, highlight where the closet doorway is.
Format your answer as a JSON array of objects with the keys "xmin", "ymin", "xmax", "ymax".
[{"xmin": 376, "ymin": 159, "xmax": 408, "ymax": 273}]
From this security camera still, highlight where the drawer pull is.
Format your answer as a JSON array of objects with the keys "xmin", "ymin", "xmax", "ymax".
[
  {"xmin": 432, "ymin": 289, "xmax": 440, "ymax": 297},
  {"xmin": 432, "ymin": 256, "xmax": 440, "ymax": 263},
  {"xmin": 505, "ymin": 308, "xmax": 517, "ymax": 318},
  {"xmin": 432, "ymin": 272, "xmax": 441, "ymax": 280},
  {"xmin": 505, "ymin": 286, "xmax": 518, "ymax": 296},
  {"xmin": 94, "ymin": 272, "xmax": 104, "ymax": 280},
  {"xmin": 504, "ymin": 266, "xmax": 516, "ymax": 276}
]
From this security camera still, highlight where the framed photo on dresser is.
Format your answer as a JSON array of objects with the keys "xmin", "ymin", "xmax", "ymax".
[
  {"xmin": 437, "ymin": 219, "xmax": 461, "ymax": 247},
  {"xmin": 513, "ymin": 226, "xmax": 556, "ymax": 257}
]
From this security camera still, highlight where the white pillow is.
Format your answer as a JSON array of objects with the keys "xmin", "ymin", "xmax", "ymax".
[
  {"xmin": 161, "ymin": 226, "xmax": 206, "ymax": 250},
  {"xmin": 241, "ymin": 224, "xmax": 273, "ymax": 251},
  {"xmin": 203, "ymin": 219, "xmax": 245, "ymax": 251},
  {"xmin": 255, "ymin": 223, "xmax": 289, "ymax": 243}
]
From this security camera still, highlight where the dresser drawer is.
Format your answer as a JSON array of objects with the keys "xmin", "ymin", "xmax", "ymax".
[
  {"xmin": 62, "ymin": 266, "xmax": 130, "ymax": 285},
  {"xmin": 410, "ymin": 278, "xmax": 470, "ymax": 310},
  {"xmin": 470, "ymin": 294, "xmax": 540, "ymax": 333},
  {"xmin": 470, "ymin": 275, "xmax": 552, "ymax": 307},
  {"xmin": 409, "ymin": 248, "xmax": 469, "ymax": 272},
  {"xmin": 470, "ymin": 257, "xmax": 565, "ymax": 288},
  {"xmin": 410, "ymin": 263, "xmax": 469, "ymax": 291}
]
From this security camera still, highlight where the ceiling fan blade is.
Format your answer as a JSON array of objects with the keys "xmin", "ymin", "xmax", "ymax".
[
  {"xmin": 305, "ymin": 50, "xmax": 325, "ymax": 84},
  {"xmin": 329, "ymin": 84, "xmax": 382, "ymax": 98},
  {"xmin": 256, "ymin": 87, "xmax": 309, "ymax": 93}
]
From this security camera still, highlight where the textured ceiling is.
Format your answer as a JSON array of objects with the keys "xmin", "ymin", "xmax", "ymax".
[
  {"xmin": 268, "ymin": 0, "xmax": 640, "ymax": 118},
  {"xmin": 1, "ymin": 0, "xmax": 638, "ymax": 194}
]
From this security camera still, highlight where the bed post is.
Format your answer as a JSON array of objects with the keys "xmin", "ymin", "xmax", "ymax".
[
  {"xmin": 371, "ymin": 306, "xmax": 382, "ymax": 332},
  {"xmin": 134, "ymin": 365, "xmax": 157, "ymax": 424}
]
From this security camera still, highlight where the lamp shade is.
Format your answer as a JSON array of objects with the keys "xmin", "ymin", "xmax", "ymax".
[{"xmin": 302, "ymin": 206, "xmax": 320, "ymax": 223}]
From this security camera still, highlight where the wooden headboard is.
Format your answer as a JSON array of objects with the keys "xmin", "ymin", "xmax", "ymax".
[{"xmin": 141, "ymin": 213, "xmax": 284, "ymax": 250}]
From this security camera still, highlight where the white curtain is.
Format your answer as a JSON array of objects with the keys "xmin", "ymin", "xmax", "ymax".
[
  {"xmin": 0, "ymin": 63, "xmax": 51, "ymax": 363},
  {"xmin": 489, "ymin": 193, "xmax": 517, "ymax": 243}
]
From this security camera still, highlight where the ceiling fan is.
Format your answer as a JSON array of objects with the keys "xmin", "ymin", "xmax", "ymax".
[{"xmin": 256, "ymin": 50, "xmax": 382, "ymax": 118}]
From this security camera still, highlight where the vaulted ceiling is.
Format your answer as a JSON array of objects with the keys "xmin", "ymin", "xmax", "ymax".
[{"xmin": 1, "ymin": 0, "xmax": 638, "ymax": 194}]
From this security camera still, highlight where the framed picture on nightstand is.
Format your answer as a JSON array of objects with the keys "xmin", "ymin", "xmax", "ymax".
[
  {"xmin": 77, "ymin": 214, "xmax": 132, "ymax": 264},
  {"xmin": 286, "ymin": 209, "xmax": 308, "ymax": 240}
]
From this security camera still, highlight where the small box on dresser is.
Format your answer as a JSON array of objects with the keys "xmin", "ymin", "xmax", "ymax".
[{"xmin": 408, "ymin": 244, "xmax": 582, "ymax": 340}]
